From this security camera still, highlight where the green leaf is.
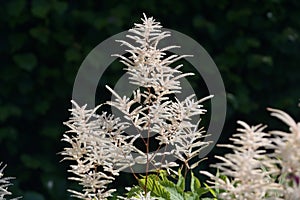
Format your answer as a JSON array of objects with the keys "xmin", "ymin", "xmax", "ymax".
[
  {"xmin": 184, "ymin": 191, "xmax": 199, "ymax": 200},
  {"xmin": 176, "ymin": 169, "xmax": 185, "ymax": 191},
  {"xmin": 126, "ymin": 185, "xmax": 143, "ymax": 198},
  {"xmin": 190, "ymin": 172, "xmax": 208, "ymax": 197},
  {"xmin": 160, "ymin": 178, "xmax": 176, "ymax": 189},
  {"xmin": 13, "ymin": 53, "xmax": 37, "ymax": 71},
  {"xmin": 204, "ymin": 183, "xmax": 217, "ymax": 198},
  {"xmin": 139, "ymin": 175, "xmax": 170, "ymax": 200},
  {"xmin": 164, "ymin": 187, "xmax": 184, "ymax": 200}
]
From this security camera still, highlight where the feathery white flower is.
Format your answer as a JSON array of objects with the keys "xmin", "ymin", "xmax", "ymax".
[
  {"xmin": 62, "ymin": 101, "xmax": 140, "ymax": 199},
  {"xmin": 113, "ymin": 13, "xmax": 194, "ymax": 94},
  {"xmin": 62, "ymin": 13, "xmax": 212, "ymax": 199},
  {"xmin": 201, "ymin": 121, "xmax": 282, "ymax": 200},
  {"xmin": 109, "ymin": 13, "xmax": 211, "ymax": 171},
  {"xmin": 268, "ymin": 107, "xmax": 300, "ymax": 200}
]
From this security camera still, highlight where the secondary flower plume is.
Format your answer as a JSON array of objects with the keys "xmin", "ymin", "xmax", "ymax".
[
  {"xmin": 201, "ymin": 104, "xmax": 300, "ymax": 200},
  {"xmin": 201, "ymin": 121, "xmax": 282, "ymax": 200},
  {"xmin": 268, "ymin": 107, "xmax": 300, "ymax": 200}
]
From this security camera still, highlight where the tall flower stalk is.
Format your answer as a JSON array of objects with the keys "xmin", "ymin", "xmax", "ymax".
[{"xmin": 61, "ymin": 14, "xmax": 211, "ymax": 199}]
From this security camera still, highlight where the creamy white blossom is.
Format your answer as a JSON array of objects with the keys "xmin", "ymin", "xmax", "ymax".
[
  {"xmin": 62, "ymin": 14, "xmax": 211, "ymax": 199},
  {"xmin": 113, "ymin": 13, "xmax": 193, "ymax": 94},
  {"xmin": 62, "ymin": 101, "xmax": 140, "ymax": 199},
  {"xmin": 201, "ymin": 121, "xmax": 282, "ymax": 200},
  {"xmin": 109, "ymin": 13, "xmax": 212, "ymax": 172},
  {"xmin": 268, "ymin": 107, "xmax": 300, "ymax": 200}
]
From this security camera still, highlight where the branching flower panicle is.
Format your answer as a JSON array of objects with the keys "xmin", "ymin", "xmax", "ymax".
[
  {"xmin": 109, "ymin": 13, "xmax": 212, "ymax": 172},
  {"xmin": 61, "ymin": 12, "xmax": 300, "ymax": 200},
  {"xmin": 62, "ymin": 101, "xmax": 139, "ymax": 199},
  {"xmin": 268, "ymin": 107, "xmax": 300, "ymax": 200},
  {"xmin": 201, "ymin": 121, "xmax": 282, "ymax": 200},
  {"xmin": 62, "ymin": 14, "xmax": 212, "ymax": 199}
]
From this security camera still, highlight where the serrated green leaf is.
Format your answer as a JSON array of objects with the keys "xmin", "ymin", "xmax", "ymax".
[
  {"xmin": 184, "ymin": 191, "xmax": 199, "ymax": 200},
  {"xmin": 139, "ymin": 176, "xmax": 170, "ymax": 200},
  {"xmin": 160, "ymin": 179, "xmax": 176, "ymax": 188},
  {"xmin": 164, "ymin": 187, "xmax": 184, "ymax": 200}
]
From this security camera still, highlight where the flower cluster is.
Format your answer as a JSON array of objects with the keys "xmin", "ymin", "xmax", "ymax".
[
  {"xmin": 201, "ymin": 121, "xmax": 281, "ymax": 199},
  {"xmin": 268, "ymin": 107, "xmax": 300, "ymax": 199},
  {"xmin": 61, "ymin": 101, "xmax": 139, "ymax": 199},
  {"xmin": 61, "ymin": 13, "xmax": 300, "ymax": 200},
  {"xmin": 202, "ymin": 105, "xmax": 300, "ymax": 200},
  {"xmin": 61, "ymin": 14, "xmax": 211, "ymax": 199}
]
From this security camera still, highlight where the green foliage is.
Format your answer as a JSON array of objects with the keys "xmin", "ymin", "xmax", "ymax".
[
  {"xmin": 0, "ymin": 0, "xmax": 299, "ymax": 199},
  {"xmin": 127, "ymin": 170, "xmax": 215, "ymax": 200}
]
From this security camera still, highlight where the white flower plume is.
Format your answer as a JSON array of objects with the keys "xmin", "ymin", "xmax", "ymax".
[
  {"xmin": 62, "ymin": 14, "xmax": 212, "ymax": 199},
  {"xmin": 201, "ymin": 121, "xmax": 282, "ymax": 200},
  {"xmin": 268, "ymin": 107, "xmax": 300, "ymax": 200},
  {"xmin": 113, "ymin": 13, "xmax": 194, "ymax": 94},
  {"xmin": 108, "ymin": 13, "xmax": 212, "ymax": 171},
  {"xmin": 61, "ymin": 101, "xmax": 140, "ymax": 199}
]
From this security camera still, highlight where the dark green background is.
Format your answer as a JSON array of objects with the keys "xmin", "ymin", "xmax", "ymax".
[{"xmin": 1, "ymin": 0, "xmax": 299, "ymax": 199}]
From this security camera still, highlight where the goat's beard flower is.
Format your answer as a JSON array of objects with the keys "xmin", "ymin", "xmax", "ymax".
[
  {"xmin": 201, "ymin": 121, "xmax": 282, "ymax": 200},
  {"xmin": 268, "ymin": 107, "xmax": 300, "ymax": 200},
  {"xmin": 61, "ymin": 13, "xmax": 211, "ymax": 199},
  {"xmin": 109, "ymin": 13, "xmax": 212, "ymax": 171},
  {"xmin": 201, "ymin": 105, "xmax": 300, "ymax": 200}
]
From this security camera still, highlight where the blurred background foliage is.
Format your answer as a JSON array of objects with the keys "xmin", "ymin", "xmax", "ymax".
[{"xmin": 0, "ymin": 0, "xmax": 299, "ymax": 199}]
